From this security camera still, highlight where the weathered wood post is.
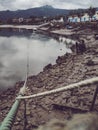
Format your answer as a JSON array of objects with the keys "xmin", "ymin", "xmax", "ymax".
[{"xmin": 90, "ymin": 85, "xmax": 98, "ymax": 111}]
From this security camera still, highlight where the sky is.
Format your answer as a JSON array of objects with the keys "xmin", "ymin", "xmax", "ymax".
[{"xmin": 0, "ymin": 0, "xmax": 97, "ymax": 11}]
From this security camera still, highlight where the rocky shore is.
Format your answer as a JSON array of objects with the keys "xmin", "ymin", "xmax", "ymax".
[{"xmin": 0, "ymin": 27, "xmax": 98, "ymax": 130}]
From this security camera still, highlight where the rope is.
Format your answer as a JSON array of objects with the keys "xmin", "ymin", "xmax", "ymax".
[
  {"xmin": 20, "ymin": 42, "xmax": 30, "ymax": 129},
  {"xmin": 19, "ymin": 42, "xmax": 30, "ymax": 95},
  {"xmin": 26, "ymin": 41, "xmax": 29, "ymax": 81},
  {"xmin": 16, "ymin": 77, "xmax": 98, "ymax": 100},
  {"xmin": 0, "ymin": 42, "xmax": 30, "ymax": 130}
]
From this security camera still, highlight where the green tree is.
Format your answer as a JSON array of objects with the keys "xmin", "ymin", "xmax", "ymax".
[{"xmin": 88, "ymin": 6, "xmax": 96, "ymax": 20}]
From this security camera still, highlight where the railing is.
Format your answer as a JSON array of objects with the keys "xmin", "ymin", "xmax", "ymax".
[{"xmin": 0, "ymin": 77, "xmax": 98, "ymax": 130}]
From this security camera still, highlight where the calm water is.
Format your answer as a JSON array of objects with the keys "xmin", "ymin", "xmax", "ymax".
[{"xmin": 0, "ymin": 28, "xmax": 73, "ymax": 90}]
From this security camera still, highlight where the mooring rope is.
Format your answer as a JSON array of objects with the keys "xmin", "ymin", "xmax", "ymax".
[
  {"xmin": 18, "ymin": 42, "xmax": 30, "ymax": 129},
  {"xmin": 16, "ymin": 77, "xmax": 98, "ymax": 100},
  {"xmin": 19, "ymin": 42, "xmax": 30, "ymax": 95},
  {"xmin": 0, "ymin": 37, "xmax": 30, "ymax": 130},
  {"xmin": 26, "ymin": 41, "xmax": 30, "ymax": 81}
]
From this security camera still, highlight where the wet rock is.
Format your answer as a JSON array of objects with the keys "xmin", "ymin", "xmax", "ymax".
[
  {"xmin": 17, "ymin": 117, "xmax": 21, "ymax": 122},
  {"xmin": 26, "ymin": 111, "xmax": 31, "ymax": 116},
  {"xmin": 86, "ymin": 60, "xmax": 94, "ymax": 66},
  {"xmin": 1, "ymin": 106, "xmax": 9, "ymax": 110},
  {"xmin": 56, "ymin": 54, "xmax": 69, "ymax": 65},
  {"xmin": 43, "ymin": 63, "xmax": 52, "ymax": 71},
  {"xmin": 14, "ymin": 121, "xmax": 19, "ymax": 125}
]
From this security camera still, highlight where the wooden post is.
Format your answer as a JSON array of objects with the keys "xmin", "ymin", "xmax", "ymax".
[{"xmin": 90, "ymin": 85, "xmax": 98, "ymax": 111}]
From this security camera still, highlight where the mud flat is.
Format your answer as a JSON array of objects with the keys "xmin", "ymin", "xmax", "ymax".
[
  {"xmin": 39, "ymin": 27, "xmax": 75, "ymax": 39},
  {"xmin": 0, "ymin": 28, "xmax": 98, "ymax": 130}
]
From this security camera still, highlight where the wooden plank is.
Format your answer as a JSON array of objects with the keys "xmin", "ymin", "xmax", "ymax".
[
  {"xmin": 90, "ymin": 85, "xmax": 98, "ymax": 111},
  {"xmin": 52, "ymin": 104, "xmax": 88, "ymax": 113}
]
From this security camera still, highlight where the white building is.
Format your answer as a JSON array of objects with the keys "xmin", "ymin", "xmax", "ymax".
[
  {"xmin": 52, "ymin": 17, "xmax": 64, "ymax": 23},
  {"xmin": 12, "ymin": 18, "xmax": 24, "ymax": 23},
  {"xmin": 73, "ymin": 16, "xmax": 80, "ymax": 22},
  {"xmin": 68, "ymin": 16, "xmax": 73, "ymax": 22},
  {"xmin": 68, "ymin": 15, "xmax": 80, "ymax": 23},
  {"xmin": 92, "ymin": 11, "xmax": 98, "ymax": 20},
  {"xmin": 18, "ymin": 18, "xmax": 24, "ymax": 23},
  {"xmin": 81, "ymin": 13, "xmax": 90, "ymax": 22},
  {"xmin": 68, "ymin": 11, "xmax": 98, "ymax": 23},
  {"xmin": 58, "ymin": 17, "xmax": 64, "ymax": 23}
]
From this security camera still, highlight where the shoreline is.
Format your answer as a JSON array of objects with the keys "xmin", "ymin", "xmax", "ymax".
[
  {"xmin": 0, "ymin": 24, "xmax": 85, "ymax": 38},
  {"xmin": 0, "ymin": 27, "xmax": 98, "ymax": 129},
  {"xmin": 0, "ymin": 24, "xmax": 37, "ymax": 30}
]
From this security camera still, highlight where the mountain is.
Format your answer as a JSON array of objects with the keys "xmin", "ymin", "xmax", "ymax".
[
  {"xmin": 0, "ymin": 5, "xmax": 98, "ymax": 21},
  {"xmin": 0, "ymin": 5, "xmax": 70, "ymax": 21}
]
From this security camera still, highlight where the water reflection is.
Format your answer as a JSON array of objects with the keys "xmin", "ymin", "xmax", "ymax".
[{"xmin": 0, "ymin": 28, "xmax": 72, "ymax": 90}]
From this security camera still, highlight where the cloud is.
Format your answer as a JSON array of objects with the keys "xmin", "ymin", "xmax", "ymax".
[
  {"xmin": 54, "ymin": 0, "xmax": 92, "ymax": 9},
  {"xmin": 0, "ymin": 0, "xmax": 53, "ymax": 10},
  {"xmin": 0, "ymin": 0, "xmax": 97, "ymax": 11}
]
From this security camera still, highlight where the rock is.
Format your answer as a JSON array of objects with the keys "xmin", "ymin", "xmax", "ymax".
[
  {"xmin": 0, "ymin": 28, "xmax": 98, "ymax": 130},
  {"xmin": 43, "ymin": 64, "xmax": 52, "ymax": 71},
  {"xmin": 56, "ymin": 54, "xmax": 69, "ymax": 65},
  {"xmin": 14, "ymin": 122, "xmax": 19, "ymax": 125},
  {"xmin": 86, "ymin": 60, "xmax": 94, "ymax": 66},
  {"xmin": 26, "ymin": 111, "xmax": 31, "ymax": 116}
]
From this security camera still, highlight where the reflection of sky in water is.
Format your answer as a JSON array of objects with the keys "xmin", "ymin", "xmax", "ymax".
[{"xmin": 0, "ymin": 32, "xmax": 72, "ymax": 90}]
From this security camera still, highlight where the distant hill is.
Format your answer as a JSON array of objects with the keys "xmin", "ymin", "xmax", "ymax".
[
  {"xmin": 0, "ymin": 5, "xmax": 70, "ymax": 21},
  {"xmin": 0, "ymin": 5, "xmax": 98, "ymax": 21}
]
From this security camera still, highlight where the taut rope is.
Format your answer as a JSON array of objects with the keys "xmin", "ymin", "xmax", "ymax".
[{"xmin": 16, "ymin": 77, "xmax": 98, "ymax": 100}]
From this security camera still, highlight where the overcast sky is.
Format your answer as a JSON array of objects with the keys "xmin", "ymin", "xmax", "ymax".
[{"xmin": 0, "ymin": 0, "xmax": 97, "ymax": 11}]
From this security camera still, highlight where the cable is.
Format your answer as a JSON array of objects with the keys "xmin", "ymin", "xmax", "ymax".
[{"xmin": 19, "ymin": 42, "xmax": 30, "ymax": 95}]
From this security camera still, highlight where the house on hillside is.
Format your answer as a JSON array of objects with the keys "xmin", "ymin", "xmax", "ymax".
[
  {"xmin": 52, "ymin": 17, "xmax": 64, "ymax": 23},
  {"xmin": 67, "ymin": 11, "xmax": 98, "ymax": 23},
  {"xmin": 92, "ymin": 11, "xmax": 98, "ymax": 20},
  {"xmin": 80, "ymin": 13, "xmax": 90, "ymax": 22},
  {"xmin": 12, "ymin": 18, "xmax": 24, "ymax": 23},
  {"xmin": 58, "ymin": 17, "xmax": 64, "ymax": 23},
  {"xmin": 18, "ymin": 18, "xmax": 24, "ymax": 23},
  {"xmin": 68, "ymin": 15, "xmax": 80, "ymax": 23},
  {"xmin": 68, "ymin": 16, "xmax": 73, "ymax": 22}
]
